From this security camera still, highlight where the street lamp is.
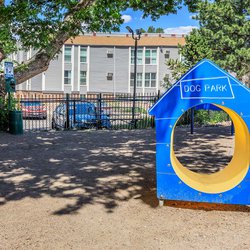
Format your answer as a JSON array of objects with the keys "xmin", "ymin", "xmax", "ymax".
[{"xmin": 126, "ymin": 26, "xmax": 141, "ymax": 129}]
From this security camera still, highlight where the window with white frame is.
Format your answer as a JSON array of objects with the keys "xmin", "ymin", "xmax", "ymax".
[
  {"xmin": 80, "ymin": 71, "xmax": 87, "ymax": 85},
  {"xmin": 145, "ymin": 49, "xmax": 157, "ymax": 64},
  {"xmin": 131, "ymin": 49, "xmax": 143, "ymax": 65},
  {"xmin": 164, "ymin": 74, "xmax": 170, "ymax": 81},
  {"xmin": 145, "ymin": 73, "xmax": 156, "ymax": 87},
  {"xmin": 130, "ymin": 73, "xmax": 143, "ymax": 87},
  {"xmin": 165, "ymin": 50, "xmax": 170, "ymax": 59},
  {"xmin": 107, "ymin": 73, "xmax": 113, "ymax": 80},
  {"xmin": 80, "ymin": 47, "xmax": 87, "ymax": 63},
  {"xmin": 107, "ymin": 50, "xmax": 113, "ymax": 58},
  {"xmin": 64, "ymin": 70, "xmax": 71, "ymax": 84},
  {"xmin": 64, "ymin": 46, "xmax": 72, "ymax": 63}
]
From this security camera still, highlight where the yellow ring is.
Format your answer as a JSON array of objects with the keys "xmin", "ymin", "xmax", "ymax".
[{"xmin": 171, "ymin": 104, "xmax": 250, "ymax": 194}]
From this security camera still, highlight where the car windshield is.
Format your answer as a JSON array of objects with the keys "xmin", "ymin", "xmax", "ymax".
[{"xmin": 69, "ymin": 103, "xmax": 95, "ymax": 115}]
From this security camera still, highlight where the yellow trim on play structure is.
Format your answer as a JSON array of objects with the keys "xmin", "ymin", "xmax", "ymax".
[{"xmin": 171, "ymin": 104, "xmax": 250, "ymax": 194}]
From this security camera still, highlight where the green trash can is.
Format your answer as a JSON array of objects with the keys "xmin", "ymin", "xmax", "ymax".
[{"xmin": 9, "ymin": 110, "xmax": 23, "ymax": 135}]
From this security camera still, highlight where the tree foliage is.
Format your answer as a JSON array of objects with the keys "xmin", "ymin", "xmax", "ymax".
[
  {"xmin": 165, "ymin": 0, "xmax": 250, "ymax": 87},
  {"xmin": 0, "ymin": 0, "xmax": 199, "ymax": 85},
  {"xmin": 141, "ymin": 26, "xmax": 165, "ymax": 33}
]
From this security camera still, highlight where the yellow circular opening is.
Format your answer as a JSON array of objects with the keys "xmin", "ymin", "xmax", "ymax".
[
  {"xmin": 173, "ymin": 111, "xmax": 234, "ymax": 174},
  {"xmin": 171, "ymin": 104, "xmax": 250, "ymax": 194}
]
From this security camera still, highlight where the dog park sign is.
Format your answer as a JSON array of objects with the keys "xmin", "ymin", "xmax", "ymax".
[
  {"xmin": 149, "ymin": 59, "xmax": 250, "ymax": 206},
  {"xmin": 180, "ymin": 76, "xmax": 234, "ymax": 99}
]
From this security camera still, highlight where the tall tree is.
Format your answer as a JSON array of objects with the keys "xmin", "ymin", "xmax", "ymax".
[
  {"xmin": 155, "ymin": 27, "xmax": 164, "ymax": 33},
  {"xmin": 0, "ymin": 0, "xmax": 198, "ymax": 87},
  {"xmin": 165, "ymin": 0, "xmax": 250, "ymax": 87},
  {"xmin": 147, "ymin": 26, "xmax": 156, "ymax": 33},
  {"xmin": 142, "ymin": 26, "xmax": 165, "ymax": 33}
]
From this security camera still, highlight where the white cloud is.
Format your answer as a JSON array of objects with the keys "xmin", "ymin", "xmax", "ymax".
[
  {"xmin": 122, "ymin": 15, "xmax": 132, "ymax": 23},
  {"xmin": 164, "ymin": 26, "xmax": 198, "ymax": 35}
]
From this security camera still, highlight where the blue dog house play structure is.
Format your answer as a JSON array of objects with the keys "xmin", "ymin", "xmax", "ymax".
[{"xmin": 149, "ymin": 59, "xmax": 250, "ymax": 206}]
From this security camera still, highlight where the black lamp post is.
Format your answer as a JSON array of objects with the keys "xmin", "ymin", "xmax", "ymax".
[{"xmin": 126, "ymin": 26, "xmax": 141, "ymax": 129}]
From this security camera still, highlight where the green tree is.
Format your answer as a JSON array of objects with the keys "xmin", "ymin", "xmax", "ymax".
[
  {"xmin": 155, "ymin": 27, "xmax": 165, "ymax": 33},
  {"xmin": 141, "ymin": 26, "xmax": 164, "ymax": 33},
  {"xmin": 0, "ymin": 0, "xmax": 198, "ymax": 89},
  {"xmin": 162, "ymin": 59, "xmax": 187, "ymax": 89},
  {"xmin": 165, "ymin": 0, "xmax": 250, "ymax": 87},
  {"xmin": 147, "ymin": 26, "xmax": 156, "ymax": 33}
]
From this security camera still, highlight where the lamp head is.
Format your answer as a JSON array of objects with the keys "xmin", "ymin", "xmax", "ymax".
[
  {"xmin": 136, "ymin": 29, "xmax": 142, "ymax": 36},
  {"xmin": 126, "ymin": 26, "xmax": 134, "ymax": 34}
]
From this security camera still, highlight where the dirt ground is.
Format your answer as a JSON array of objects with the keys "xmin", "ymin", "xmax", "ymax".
[{"xmin": 0, "ymin": 126, "xmax": 249, "ymax": 250}]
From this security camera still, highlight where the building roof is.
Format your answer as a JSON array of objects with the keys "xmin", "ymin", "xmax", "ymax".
[{"xmin": 65, "ymin": 33, "xmax": 185, "ymax": 47}]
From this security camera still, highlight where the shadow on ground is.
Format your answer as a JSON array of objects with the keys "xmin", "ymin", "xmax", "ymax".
[
  {"xmin": 0, "ymin": 126, "xmax": 248, "ymax": 214},
  {"xmin": 173, "ymin": 125, "xmax": 234, "ymax": 173},
  {"xmin": 0, "ymin": 129, "xmax": 156, "ymax": 214}
]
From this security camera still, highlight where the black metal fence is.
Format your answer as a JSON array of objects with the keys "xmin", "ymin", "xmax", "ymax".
[{"xmin": 17, "ymin": 92, "xmax": 159, "ymax": 131}]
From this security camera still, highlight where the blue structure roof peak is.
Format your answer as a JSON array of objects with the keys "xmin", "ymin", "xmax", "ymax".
[{"xmin": 149, "ymin": 59, "xmax": 249, "ymax": 117}]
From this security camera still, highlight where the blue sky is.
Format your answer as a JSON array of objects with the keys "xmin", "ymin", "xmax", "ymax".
[
  {"xmin": 4, "ymin": 0, "xmax": 199, "ymax": 35},
  {"xmin": 120, "ymin": 5, "xmax": 199, "ymax": 34}
]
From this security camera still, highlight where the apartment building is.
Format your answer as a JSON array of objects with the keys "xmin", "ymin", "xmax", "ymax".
[{"xmin": 16, "ymin": 33, "xmax": 185, "ymax": 94}]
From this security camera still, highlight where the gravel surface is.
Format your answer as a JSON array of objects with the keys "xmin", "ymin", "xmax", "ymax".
[{"xmin": 0, "ymin": 126, "xmax": 249, "ymax": 250}]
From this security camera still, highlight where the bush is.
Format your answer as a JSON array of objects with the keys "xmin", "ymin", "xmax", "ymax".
[
  {"xmin": 177, "ymin": 110, "xmax": 191, "ymax": 126},
  {"xmin": 0, "ymin": 97, "xmax": 8, "ymax": 131},
  {"xmin": 194, "ymin": 110, "xmax": 210, "ymax": 125},
  {"xmin": 195, "ymin": 110, "xmax": 228, "ymax": 125},
  {"xmin": 0, "ymin": 94, "xmax": 21, "ymax": 131},
  {"xmin": 176, "ymin": 109, "xmax": 229, "ymax": 127}
]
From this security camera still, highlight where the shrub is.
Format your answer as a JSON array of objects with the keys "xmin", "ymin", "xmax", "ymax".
[
  {"xmin": 0, "ymin": 97, "xmax": 8, "ymax": 131},
  {"xmin": 195, "ymin": 110, "xmax": 228, "ymax": 125},
  {"xmin": 0, "ymin": 94, "xmax": 21, "ymax": 131},
  {"xmin": 176, "ymin": 109, "xmax": 229, "ymax": 127}
]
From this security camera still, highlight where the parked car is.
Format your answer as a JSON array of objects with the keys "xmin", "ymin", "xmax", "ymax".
[
  {"xmin": 52, "ymin": 101, "xmax": 111, "ymax": 129},
  {"xmin": 21, "ymin": 101, "xmax": 47, "ymax": 119}
]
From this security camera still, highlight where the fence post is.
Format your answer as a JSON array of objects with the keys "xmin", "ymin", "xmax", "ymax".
[
  {"xmin": 73, "ymin": 99, "xmax": 76, "ymax": 125},
  {"xmin": 131, "ymin": 95, "xmax": 136, "ymax": 129},
  {"xmin": 157, "ymin": 90, "xmax": 161, "ymax": 100},
  {"xmin": 66, "ymin": 93, "xmax": 70, "ymax": 129},
  {"xmin": 97, "ymin": 93, "xmax": 102, "ymax": 129},
  {"xmin": 190, "ymin": 107, "xmax": 194, "ymax": 134},
  {"xmin": 150, "ymin": 94, "xmax": 159, "ymax": 128},
  {"xmin": 149, "ymin": 91, "xmax": 160, "ymax": 129},
  {"xmin": 231, "ymin": 120, "xmax": 235, "ymax": 135}
]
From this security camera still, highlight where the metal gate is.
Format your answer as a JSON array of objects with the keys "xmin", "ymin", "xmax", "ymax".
[{"xmin": 16, "ymin": 92, "xmax": 159, "ymax": 131}]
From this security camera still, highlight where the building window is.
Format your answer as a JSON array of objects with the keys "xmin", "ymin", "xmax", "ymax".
[
  {"xmin": 107, "ymin": 73, "xmax": 113, "ymax": 80},
  {"xmin": 165, "ymin": 50, "xmax": 170, "ymax": 59},
  {"xmin": 130, "ymin": 73, "xmax": 143, "ymax": 87},
  {"xmin": 64, "ymin": 46, "xmax": 72, "ymax": 63},
  {"xmin": 145, "ymin": 73, "xmax": 156, "ymax": 87},
  {"xmin": 80, "ymin": 47, "xmax": 87, "ymax": 63},
  {"xmin": 64, "ymin": 70, "xmax": 71, "ymax": 84},
  {"xmin": 107, "ymin": 50, "xmax": 113, "ymax": 58},
  {"xmin": 80, "ymin": 71, "xmax": 87, "ymax": 85},
  {"xmin": 164, "ymin": 74, "xmax": 170, "ymax": 81},
  {"xmin": 131, "ymin": 49, "xmax": 143, "ymax": 65},
  {"xmin": 145, "ymin": 49, "xmax": 157, "ymax": 64}
]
